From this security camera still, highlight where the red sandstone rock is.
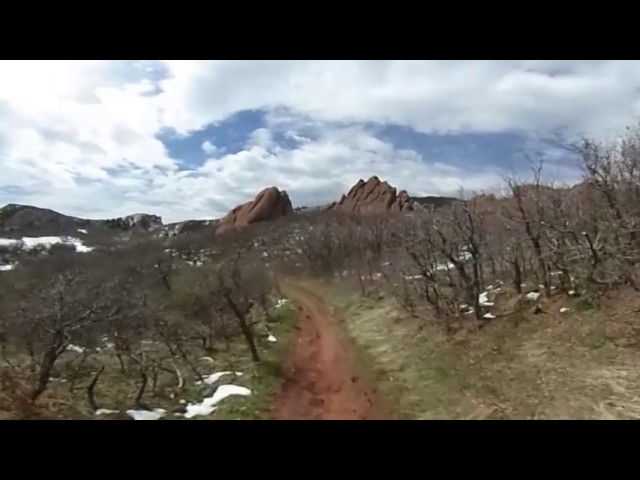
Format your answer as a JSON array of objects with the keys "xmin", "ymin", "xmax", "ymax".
[
  {"xmin": 330, "ymin": 176, "xmax": 414, "ymax": 215},
  {"xmin": 216, "ymin": 186, "xmax": 293, "ymax": 234}
]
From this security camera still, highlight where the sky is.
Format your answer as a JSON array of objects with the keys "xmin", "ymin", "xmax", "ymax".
[{"xmin": 1, "ymin": 60, "xmax": 639, "ymax": 223}]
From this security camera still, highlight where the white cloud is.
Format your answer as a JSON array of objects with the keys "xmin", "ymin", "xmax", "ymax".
[
  {"xmin": 201, "ymin": 140, "xmax": 220, "ymax": 156},
  {"xmin": 154, "ymin": 60, "xmax": 640, "ymax": 137},
  {"xmin": 0, "ymin": 60, "xmax": 638, "ymax": 221}
]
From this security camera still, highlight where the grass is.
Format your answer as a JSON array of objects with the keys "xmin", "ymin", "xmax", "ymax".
[
  {"xmin": 213, "ymin": 304, "xmax": 296, "ymax": 420},
  {"xmin": 0, "ymin": 303, "xmax": 297, "ymax": 420},
  {"xmin": 317, "ymin": 281, "xmax": 640, "ymax": 420}
]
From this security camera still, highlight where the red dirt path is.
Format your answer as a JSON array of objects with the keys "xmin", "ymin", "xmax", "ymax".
[{"xmin": 270, "ymin": 285, "xmax": 385, "ymax": 420}]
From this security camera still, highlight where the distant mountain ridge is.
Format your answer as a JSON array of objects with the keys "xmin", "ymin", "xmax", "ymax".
[
  {"xmin": 0, "ymin": 204, "xmax": 215, "ymax": 240},
  {"xmin": 1, "ymin": 181, "xmax": 458, "ymax": 240}
]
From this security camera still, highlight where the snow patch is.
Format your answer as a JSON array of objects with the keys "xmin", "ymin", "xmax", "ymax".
[
  {"xmin": 0, "ymin": 238, "xmax": 21, "ymax": 248},
  {"xmin": 275, "ymin": 298, "xmax": 288, "ymax": 309},
  {"xmin": 267, "ymin": 333, "xmax": 277, "ymax": 343},
  {"xmin": 197, "ymin": 371, "xmax": 243, "ymax": 386},
  {"xmin": 483, "ymin": 313, "xmax": 496, "ymax": 319},
  {"xmin": 568, "ymin": 290, "xmax": 577, "ymax": 297},
  {"xmin": 184, "ymin": 403, "xmax": 217, "ymax": 418},
  {"xmin": 559, "ymin": 307, "xmax": 571, "ymax": 313},
  {"xmin": 200, "ymin": 356, "xmax": 215, "ymax": 363},
  {"xmin": 77, "ymin": 229, "xmax": 88, "ymax": 234},
  {"xmin": 95, "ymin": 409, "xmax": 119, "ymax": 416},
  {"xmin": 1, "ymin": 236, "xmax": 94, "ymax": 253},
  {"xmin": 478, "ymin": 292, "xmax": 494, "ymax": 307},
  {"xmin": 126, "ymin": 408, "xmax": 166, "ymax": 420},
  {"xmin": 525, "ymin": 291, "xmax": 541, "ymax": 301},
  {"xmin": 184, "ymin": 384, "xmax": 252, "ymax": 419},
  {"xmin": 0, "ymin": 263, "xmax": 16, "ymax": 271},
  {"xmin": 435, "ymin": 262, "xmax": 454, "ymax": 272},
  {"xmin": 67, "ymin": 344, "xmax": 85, "ymax": 354}
]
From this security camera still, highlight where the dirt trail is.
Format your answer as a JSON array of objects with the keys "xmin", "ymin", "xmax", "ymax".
[{"xmin": 271, "ymin": 285, "xmax": 385, "ymax": 420}]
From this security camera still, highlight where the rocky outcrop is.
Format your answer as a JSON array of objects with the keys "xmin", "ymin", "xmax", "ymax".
[
  {"xmin": 330, "ymin": 176, "xmax": 414, "ymax": 215},
  {"xmin": 122, "ymin": 213, "xmax": 163, "ymax": 231},
  {"xmin": 216, "ymin": 187, "xmax": 294, "ymax": 235},
  {"xmin": 160, "ymin": 219, "xmax": 219, "ymax": 238}
]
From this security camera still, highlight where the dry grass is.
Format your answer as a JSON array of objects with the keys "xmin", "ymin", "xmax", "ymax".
[{"xmin": 315, "ymin": 280, "xmax": 640, "ymax": 420}]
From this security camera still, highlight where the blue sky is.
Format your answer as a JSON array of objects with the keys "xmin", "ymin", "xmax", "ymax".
[
  {"xmin": 159, "ymin": 108, "xmax": 581, "ymax": 186},
  {"xmin": 0, "ymin": 60, "xmax": 638, "ymax": 222}
]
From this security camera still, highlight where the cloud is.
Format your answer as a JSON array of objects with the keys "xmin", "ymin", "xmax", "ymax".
[
  {"xmin": 154, "ymin": 60, "xmax": 640, "ymax": 137},
  {"xmin": 201, "ymin": 140, "xmax": 220, "ymax": 156},
  {"xmin": 0, "ymin": 60, "xmax": 638, "ymax": 222}
]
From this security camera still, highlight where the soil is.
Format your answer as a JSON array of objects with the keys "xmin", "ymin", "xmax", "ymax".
[{"xmin": 271, "ymin": 285, "xmax": 385, "ymax": 420}]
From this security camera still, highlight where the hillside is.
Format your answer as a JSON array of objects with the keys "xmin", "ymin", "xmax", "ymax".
[
  {"xmin": 411, "ymin": 195, "xmax": 459, "ymax": 209},
  {"xmin": 0, "ymin": 204, "xmax": 218, "ymax": 270}
]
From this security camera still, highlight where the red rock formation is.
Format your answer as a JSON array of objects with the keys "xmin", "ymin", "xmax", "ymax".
[
  {"xmin": 330, "ymin": 176, "xmax": 414, "ymax": 215},
  {"xmin": 216, "ymin": 186, "xmax": 293, "ymax": 234}
]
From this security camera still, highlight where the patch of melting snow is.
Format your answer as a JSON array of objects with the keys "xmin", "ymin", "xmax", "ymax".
[
  {"xmin": 483, "ymin": 313, "xmax": 496, "ymax": 319},
  {"xmin": 197, "ymin": 371, "xmax": 243, "ymax": 386},
  {"xmin": 126, "ymin": 408, "xmax": 167, "ymax": 420},
  {"xmin": 0, "ymin": 263, "xmax": 16, "ymax": 271},
  {"xmin": 275, "ymin": 298, "xmax": 288, "ymax": 309},
  {"xmin": 404, "ymin": 274, "xmax": 423, "ymax": 280},
  {"xmin": 435, "ymin": 262, "xmax": 454, "ymax": 272},
  {"xmin": 19, "ymin": 236, "xmax": 94, "ymax": 253},
  {"xmin": 200, "ymin": 356, "xmax": 215, "ymax": 363},
  {"xmin": 0, "ymin": 238, "xmax": 21, "ymax": 247},
  {"xmin": 267, "ymin": 333, "xmax": 277, "ymax": 343},
  {"xmin": 464, "ymin": 307, "xmax": 475, "ymax": 315},
  {"xmin": 184, "ymin": 384, "xmax": 252, "ymax": 419},
  {"xmin": 478, "ymin": 292, "xmax": 494, "ymax": 307},
  {"xmin": 568, "ymin": 290, "xmax": 577, "ymax": 297},
  {"xmin": 95, "ymin": 408, "xmax": 119, "ymax": 416},
  {"xmin": 525, "ymin": 291, "xmax": 541, "ymax": 301},
  {"xmin": 77, "ymin": 229, "xmax": 88, "ymax": 235},
  {"xmin": 67, "ymin": 344, "xmax": 85, "ymax": 354},
  {"xmin": 184, "ymin": 403, "xmax": 217, "ymax": 418},
  {"xmin": 559, "ymin": 307, "xmax": 571, "ymax": 313}
]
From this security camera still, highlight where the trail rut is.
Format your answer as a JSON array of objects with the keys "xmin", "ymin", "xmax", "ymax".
[{"xmin": 271, "ymin": 285, "xmax": 384, "ymax": 420}]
